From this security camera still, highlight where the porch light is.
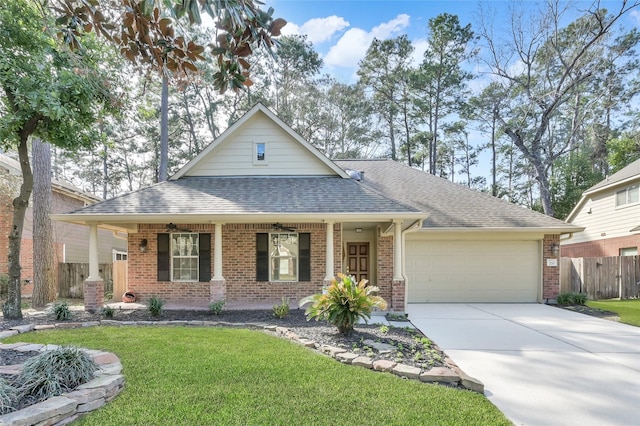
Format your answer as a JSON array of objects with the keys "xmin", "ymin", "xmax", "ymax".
[
  {"xmin": 551, "ymin": 243, "xmax": 560, "ymax": 257},
  {"xmin": 139, "ymin": 239, "xmax": 148, "ymax": 253}
]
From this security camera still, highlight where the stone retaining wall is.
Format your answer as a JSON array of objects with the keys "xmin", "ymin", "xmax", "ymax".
[{"xmin": 0, "ymin": 328, "xmax": 123, "ymax": 425}]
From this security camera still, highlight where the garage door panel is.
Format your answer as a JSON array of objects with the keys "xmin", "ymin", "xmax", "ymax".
[{"xmin": 406, "ymin": 240, "xmax": 540, "ymax": 303}]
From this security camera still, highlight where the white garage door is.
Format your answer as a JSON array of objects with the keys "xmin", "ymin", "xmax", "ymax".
[{"xmin": 406, "ymin": 240, "xmax": 540, "ymax": 303}]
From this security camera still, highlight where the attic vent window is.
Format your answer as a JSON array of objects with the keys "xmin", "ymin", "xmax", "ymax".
[{"xmin": 254, "ymin": 142, "xmax": 268, "ymax": 165}]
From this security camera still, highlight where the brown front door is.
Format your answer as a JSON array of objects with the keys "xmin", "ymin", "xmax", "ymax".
[{"xmin": 347, "ymin": 242, "xmax": 369, "ymax": 283}]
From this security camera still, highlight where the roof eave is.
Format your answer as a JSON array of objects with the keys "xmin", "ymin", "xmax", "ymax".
[
  {"xmin": 418, "ymin": 226, "xmax": 585, "ymax": 234},
  {"xmin": 51, "ymin": 212, "xmax": 427, "ymax": 226}
]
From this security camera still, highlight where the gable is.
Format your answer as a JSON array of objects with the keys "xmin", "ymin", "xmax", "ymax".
[{"xmin": 176, "ymin": 106, "xmax": 345, "ymax": 178}]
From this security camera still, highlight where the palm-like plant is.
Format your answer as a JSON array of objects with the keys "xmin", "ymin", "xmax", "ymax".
[{"xmin": 300, "ymin": 273, "xmax": 387, "ymax": 334}]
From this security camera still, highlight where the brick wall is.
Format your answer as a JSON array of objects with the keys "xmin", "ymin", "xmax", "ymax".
[
  {"xmin": 542, "ymin": 234, "xmax": 560, "ymax": 301},
  {"xmin": 376, "ymin": 233, "xmax": 394, "ymax": 306},
  {"xmin": 561, "ymin": 235, "xmax": 640, "ymax": 258},
  {"xmin": 128, "ymin": 223, "xmax": 342, "ymax": 305}
]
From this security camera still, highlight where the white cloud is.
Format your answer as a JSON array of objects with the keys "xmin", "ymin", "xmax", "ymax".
[
  {"xmin": 324, "ymin": 14, "xmax": 411, "ymax": 69},
  {"xmin": 410, "ymin": 38, "xmax": 428, "ymax": 67},
  {"xmin": 280, "ymin": 16, "xmax": 349, "ymax": 45},
  {"xmin": 630, "ymin": 10, "xmax": 640, "ymax": 25},
  {"xmin": 299, "ymin": 16, "xmax": 350, "ymax": 44}
]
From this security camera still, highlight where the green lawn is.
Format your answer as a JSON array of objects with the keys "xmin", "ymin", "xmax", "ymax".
[
  {"xmin": 587, "ymin": 299, "xmax": 640, "ymax": 327},
  {"xmin": 4, "ymin": 327, "xmax": 509, "ymax": 426}
]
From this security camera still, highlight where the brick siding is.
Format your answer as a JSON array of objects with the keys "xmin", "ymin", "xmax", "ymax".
[
  {"xmin": 561, "ymin": 235, "xmax": 640, "ymax": 258},
  {"xmin": 542, "ymin": 234, "xmax": 560, "ymax": 301},
  {"xmin": 126, "ymin": 222, "xmax": 406, "ymax": 309}
]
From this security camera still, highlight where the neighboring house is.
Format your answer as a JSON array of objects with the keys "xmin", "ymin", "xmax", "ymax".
[
  {"xmin": 562, "ymin": 158, "xmax": 640, "ymax": 258},
  {"xmin": 0, "ymin": 154, "xmax": 128, "ymax": 295},
  {"xmin": 52, "ymin": 104, "xmax": 580, "ymax": 311}
]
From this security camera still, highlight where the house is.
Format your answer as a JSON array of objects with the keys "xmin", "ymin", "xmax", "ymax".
[
  {"xmin": 562, "ymin": 158, "xmax": 640, "ymax": 258},
  {"xmin": 0, "ymin": 153, "xmax": 128, "ymax": 295},
  {"xmin": 51, "ymin": 104, "xmax": 581, "ymax": 312}
]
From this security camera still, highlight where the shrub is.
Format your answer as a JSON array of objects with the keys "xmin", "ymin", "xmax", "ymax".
[
  {"xmin": 209, "ymin": 300, "xmax": 225, "ymax": 315},
  {"xmin": 148, "ymin": 296, "xmax": 164, "ymax": 317},
  {"xmin": 557, "ymin": 292, "xmax": 588, "ymax": 306},
  {"xmin": 48, "ymin": 301, "xmax": 72, "ymax": 321},
  {"xmin": 0, "ymin": 378, "xmax": 16, "ymax": 414},
  {"xmin": 18, "ymin": 346, "xmax": 97, "ymax": 403},
  {"xmin": 100, "ymin": 305, "xmax": 115, "ymax": 318},
  {"xmin": 272, "ymin": 297, "xmax": 290, "ymax": 319},
  {"xmin": 300, "ymin": 273, "xmax": 387, "ymax": 334}
]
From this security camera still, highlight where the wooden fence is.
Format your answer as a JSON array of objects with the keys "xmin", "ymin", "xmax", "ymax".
[
  {"xmin": 560, "ymin": 256, "xmax": 640, "ymax": 300},
  {"xmin": 58, "ymin": 262, "xmax": 128, "ymax": 299}
]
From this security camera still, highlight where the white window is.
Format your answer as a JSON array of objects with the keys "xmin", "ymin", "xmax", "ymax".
[
  {"xmin": 171, "ymin": 233, "xmax": 199, "ymax": 281},
  {"xmin": 253, "ymin": 142, "xmax": 268, "ymax": 165},
  {"xmin": 616, "ymin": 185, "xmax": 639, "ymax": 207},
  {"xmin": 620, "ymin": 247, "xmax": 638, "ymax": 256},
  {"xmin": 270, "ymin": 233, "xmax": 298, "ymax": 281},
  {"xmin": 112, "ymin": 249, "xmax": 128, "ymax": 261}
]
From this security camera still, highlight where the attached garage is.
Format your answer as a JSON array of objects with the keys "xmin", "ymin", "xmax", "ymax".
[{"xmin": 405, "ymin": 238, "xmax": 541, "ymax": 303}]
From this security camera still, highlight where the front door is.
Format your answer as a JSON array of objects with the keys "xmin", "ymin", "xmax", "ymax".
[{"xmin": 347, "ymin": 242, "xmax": 369, "ymax": 283}]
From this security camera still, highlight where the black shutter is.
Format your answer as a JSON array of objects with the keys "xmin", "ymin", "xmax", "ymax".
[
  {"xmin": 199, "ymin": 233, "xmax": 211, "ymax": 282},
  {"xmin": 256, "ymin": 233, "xmax": 269, "ymax": 281},
  {"xmin": 299, "ymin": 233, "xmax": 311, "ymax": 281},
  {"xmin": 157, "ymin": 234, "xmax": 170, "ymax": 281}
]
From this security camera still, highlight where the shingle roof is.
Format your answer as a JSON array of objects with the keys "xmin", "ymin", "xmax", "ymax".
[
  {"xmin": 67, "ymin": 176, "xmax": 421, "ymax": 216},
  {"xmin": 336, "ymin": 159, "xmax": 579, "ymax": 230},
  {"xmin": 586, "ymin": 157, "xmax": 640, "ymax": 193}
]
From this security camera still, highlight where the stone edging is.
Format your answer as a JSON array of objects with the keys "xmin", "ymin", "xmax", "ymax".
[
  {"xmin": 0, "ymin": 324, "xmax": 123, "ymax": 426},
  {"xmin": 0, "ymin": 318, "xmax": 483, "ymax": 425}
]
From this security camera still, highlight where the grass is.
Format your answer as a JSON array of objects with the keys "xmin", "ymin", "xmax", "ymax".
[
  {"xmin": 587, "ymin": 299, "xmax": 640, "ymax": 327},
  {"xmin": 4, "ymin": 327, "xmax": 509, "ymax": 426}
]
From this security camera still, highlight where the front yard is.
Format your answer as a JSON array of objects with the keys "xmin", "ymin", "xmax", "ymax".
[
  {"xmin": 587, "ymin": 299, "xmax": 640, "ymax": 327},
  {"xmin": 4, "ymin": 327, "xmax": 510, "ymax": 425}
]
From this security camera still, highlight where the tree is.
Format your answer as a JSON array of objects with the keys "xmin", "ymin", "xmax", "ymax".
[
  {"xmin": 358, "ymin": 36, "xmax": 414, "ymax": 161},
  {"xmin": 31, "ymin": 139, "xmax": 56, "ymax": 308},
  {"xmin": 413, "ymin": 13, "xmax": 476, "ymax": 174},
  {"xmin": 478, "ymin": 0, "xmax": 640, "ymax": 216},
  {"xmin": 0, "ymin": 0, "xmax": 116, "ymax": 319}
]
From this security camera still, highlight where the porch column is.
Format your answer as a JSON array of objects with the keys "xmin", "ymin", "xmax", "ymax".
[
  {"xmin": 213, "ymin": 223, "xmax": 223, "ymax": 280},
  {"xmin": 210, "ymin": 223, "xmax": 226, "ymax": 302},
  {"xmin": 325, "ymin": 221, "xmax": 335, "ymax": 281},
  {"xmin": 83, "ymin": 223, "xmax": 103, "ymax": 313},
  {"xmin": 393, "ymin": 220, "xmax": 403, "ymax": 280},
  {"xmin": 88, "ymin": 223, "xmax": 100, "ymax": 281}
]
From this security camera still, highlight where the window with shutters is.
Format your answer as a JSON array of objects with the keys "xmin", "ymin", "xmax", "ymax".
[
  {"xmin": 171, "ymin": 233, "xmax": 199, "ymax": 281},
  {"xmin": 256, "ymin": 233, "xmax": 310, "ymax": 282},
  {"xmin": 270, "ymin": 233, "xmax": 298, "ymax": 281}
]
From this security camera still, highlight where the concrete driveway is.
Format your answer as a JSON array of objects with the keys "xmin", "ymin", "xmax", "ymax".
[{"xmin": 407, "ymin": 303, "xmax": 640, "ymax": 426}]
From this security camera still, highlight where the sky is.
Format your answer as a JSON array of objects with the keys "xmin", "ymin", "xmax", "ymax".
[{"xmin": 267, "ymin": 0, "xmax": 640, "ymax": 83}]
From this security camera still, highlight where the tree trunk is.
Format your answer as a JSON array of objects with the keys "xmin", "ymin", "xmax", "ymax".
[
  {"xmin": 158, "ymin": 74, "xmax": 169, "ymax": 182},
  {"xmin": 4, "ymin": 137, "xmax": 33, "ymax": 319},
  {"xmin": 31, "ymin": 139, "xmax": 56, "ymax": 308}
]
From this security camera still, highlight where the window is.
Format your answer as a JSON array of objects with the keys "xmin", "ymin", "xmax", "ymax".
[
  {"xmin": 157, "ymin": 233, "xmax": 211, "ymax": 282},
  {"xmin": 256, "ymin": 233, "xmax": 310, "ymax": 282},
  {"xmin": 171, "ymin": 233, "xmax": 199, "ymax": 281},
  {"xmin": 620, "ymin": 247, "xmax": 638, "ymax": 256},
  {"xmin": 253, "ymin": 142, "xmax": 268, "ymax": 165},
  {"xmin": 270, "ymin": 233, "xmax": 298, "ymax": 281},
  {"xmin": 112, "ymin": 249, "xmax": 128, "ymax": 261},
  {"xmin": 616, "ymin": 185, "xmax": 639, "ymax": 207}
]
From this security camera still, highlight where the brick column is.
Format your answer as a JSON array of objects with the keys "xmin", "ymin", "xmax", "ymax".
[
  {"xmin": 83, "ymin": 279, "xmax": 104, "ymax": 313},
  {"xmin": 543, "ymin": 234, "xmax": 560, "ymax": 302},
  {"xmin": 210, "ymin": 279, "xmax": 226, "ymax": 302},
  {"xmin": 391, "ymin": 279, "xmax": 405, "ymax": 312}
]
